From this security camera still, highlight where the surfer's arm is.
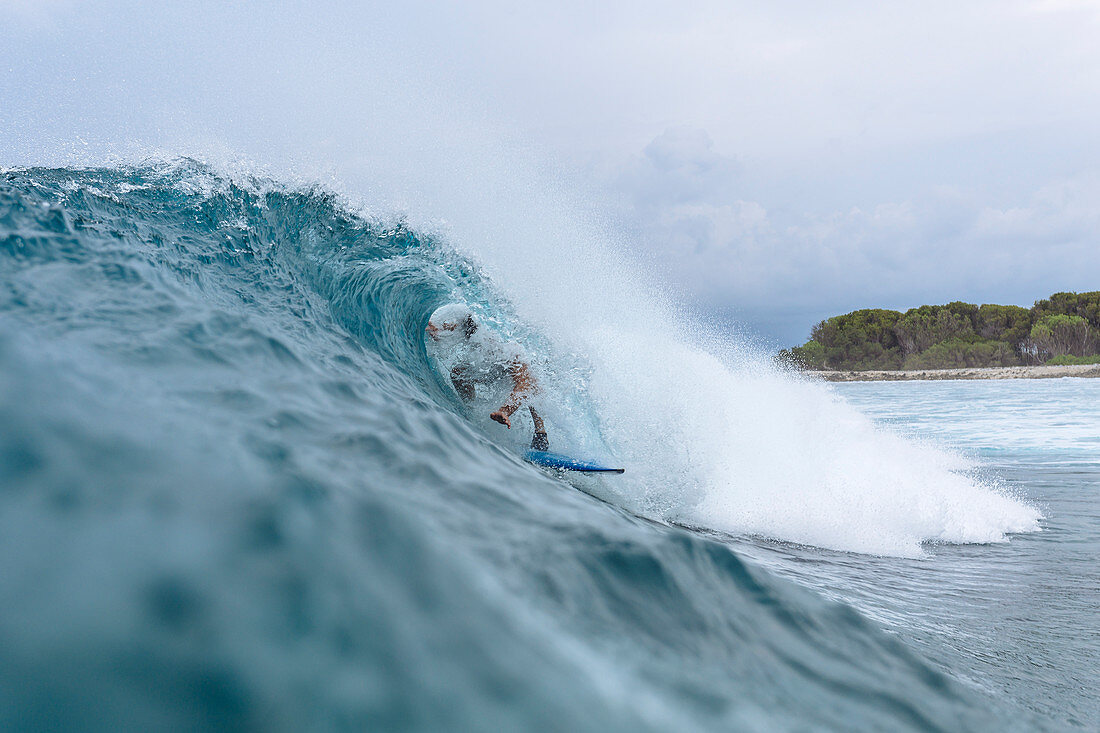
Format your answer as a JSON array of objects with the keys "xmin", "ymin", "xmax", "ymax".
[
  {"xmin": 490, "ymin": 359, "xmax": 536, "ymax": 428},
  {"xmin": 425, "ymin": 321, "xmax": 457, "ymax": 341}
]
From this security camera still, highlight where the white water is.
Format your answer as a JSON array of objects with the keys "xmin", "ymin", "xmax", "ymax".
[{"xmin": 583, "ymin": 327, "xmax": 1040, "ymax": 556}]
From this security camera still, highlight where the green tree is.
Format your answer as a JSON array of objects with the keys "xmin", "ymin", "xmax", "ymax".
[
  {"xmin": 975, "ymin": 304, "xmax": 1032, "ymax": 351},
  {"xmin": 776, "ymin": 340, "xmax": 826, "ymax": 370},
  {"xmin": 809, "ymin": 309, "xmax": 903, "ymax": 369},
  {"xmin": 893, "ymin": 303, "xmax": 977, "ymax": 355},
  {"xmin": 1033, "ymin": 291, "xmax": 1100, "ymax": 330},
  {"xmin": 1029, "ymin": 314, "xmax": 1096, "ymax": 359},
  {"xmin": 780, "ymin": 290, "xmax": 1100, "ymax": 371},
  {"xmin": 903, "ymin": 339, "xmax": 1018, "ymax": 369}
]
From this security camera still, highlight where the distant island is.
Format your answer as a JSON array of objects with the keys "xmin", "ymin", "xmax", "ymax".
[{"xmin": 779, "ymin": 291, "xmax": 1100, "ymax": 375}]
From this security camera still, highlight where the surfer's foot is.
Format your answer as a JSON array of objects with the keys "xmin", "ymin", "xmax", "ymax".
[{"xmin": 530, "ymin": 431, "xmax": 549, "ymax": 451}]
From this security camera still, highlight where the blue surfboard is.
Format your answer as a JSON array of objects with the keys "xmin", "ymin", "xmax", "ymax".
[{"xmin": 524, "ymin": 450, "xmax": 624, "ymax": 474}]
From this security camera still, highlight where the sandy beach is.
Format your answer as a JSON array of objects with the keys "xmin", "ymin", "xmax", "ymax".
[{"xmin": 812, "ymin": 363, "xmax": 1100, "ymax": 382}]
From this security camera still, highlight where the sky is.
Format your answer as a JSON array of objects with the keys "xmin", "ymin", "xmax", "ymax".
[{"xmin": 3, "ymin": 0, "xmax": 1100, "ymax": 345}]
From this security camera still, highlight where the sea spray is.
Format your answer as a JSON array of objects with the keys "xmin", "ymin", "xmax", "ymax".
[{"xmin": 430, "ymin": 172, "xmax": 1042, "ymax": 556}]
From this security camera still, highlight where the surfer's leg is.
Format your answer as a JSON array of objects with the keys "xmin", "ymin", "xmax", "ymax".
[
  {"xmin": 450, "ymin": 365, "xmax": 475, "ymax": 402},
  {"xmin": 529, "ymin": 406, "xmax": 549, "ymax": 450}
]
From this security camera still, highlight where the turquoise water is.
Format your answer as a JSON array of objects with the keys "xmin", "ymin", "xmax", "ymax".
[
  {"xmin": 0, "ymin": 162, "xmax": 1091, "ymax": 730},
  {"xmin": 828, "ymin": 380, "xmax": 1099, "ymax": 729}
]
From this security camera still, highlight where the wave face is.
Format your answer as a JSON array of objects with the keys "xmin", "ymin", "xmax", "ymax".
[{"xmin": 0, "ymin": 161, "xmax": 1033, "ymax": 730}]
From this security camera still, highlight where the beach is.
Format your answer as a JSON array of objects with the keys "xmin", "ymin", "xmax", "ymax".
[{"xmin": 813, "ymin": 363, "xmax": 1100, "ymax": 382}]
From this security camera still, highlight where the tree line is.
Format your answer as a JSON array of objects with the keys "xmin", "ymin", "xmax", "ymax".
[{"xmin": 779, "ymin": 291, "xmax": 1100, "ymax": 371}]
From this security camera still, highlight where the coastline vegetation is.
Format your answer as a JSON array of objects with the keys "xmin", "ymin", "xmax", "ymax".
[{"xmin": 779, "ymin": 291, "xmax": 1100, "ymax": 371}]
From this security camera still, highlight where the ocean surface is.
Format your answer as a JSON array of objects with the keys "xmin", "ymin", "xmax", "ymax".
[{"xmin": 1, "ymin": 161, "xmax": 1093, "ymax": 731}]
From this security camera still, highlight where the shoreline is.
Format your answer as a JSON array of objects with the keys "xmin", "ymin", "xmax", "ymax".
[{"xmin": 810, "ymin": 364, "xmax": 1100, "ymax": 382}]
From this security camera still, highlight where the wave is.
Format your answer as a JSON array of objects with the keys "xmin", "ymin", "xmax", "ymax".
[
  {"xmin": 0, "ymin": 159, "xmax": 1040, "ymax": 555},
  {"xmin": 0, "ymin": 160, "xmax": 1038, "ymax": 729}
]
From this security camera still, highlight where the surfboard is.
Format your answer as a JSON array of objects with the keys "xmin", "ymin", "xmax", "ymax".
[{"xmin": 524, "ymin": 450, "xmax": 625, "ymax": 474}]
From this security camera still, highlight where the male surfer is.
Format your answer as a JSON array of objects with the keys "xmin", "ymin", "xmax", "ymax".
[{"xmin": 425, "ymin": 304, "xmax": 550, "ymax": 451}]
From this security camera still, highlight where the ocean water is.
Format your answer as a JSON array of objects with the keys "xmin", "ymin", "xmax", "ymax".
[
  {"xmin": 0, "ymin": 161, "xmax": 1091, "ymax": 731},
  {"xmin": 737, "ymin": 379, "xmax": 1100, "ymax": 731}
]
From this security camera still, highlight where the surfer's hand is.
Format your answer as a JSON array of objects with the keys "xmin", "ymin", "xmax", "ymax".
[{"xmin": 490, "ymin": 409, "xmax": 512, "ymax": 428}]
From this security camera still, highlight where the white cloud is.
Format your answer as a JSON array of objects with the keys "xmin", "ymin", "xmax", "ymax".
[
  {"xmin": 604, "ymin": 125, "xmax": 1100, "ymax": 343},
  {"xmin": 0, "ymin": 0, "xmax": 75, "ymax": 29},
  {"xmin": 1027, "ymin": 0, "xmax": 1100, "ymax": 15}
]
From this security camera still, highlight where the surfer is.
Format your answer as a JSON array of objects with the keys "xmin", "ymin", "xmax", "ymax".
[{"xmin": 425, "ymin": 304, "xmax": 550, "ymax": 451}]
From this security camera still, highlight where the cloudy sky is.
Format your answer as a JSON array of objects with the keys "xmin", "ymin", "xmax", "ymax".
[{"xmin": 3, "ymin": 0, "xmax": 1100, "ymax": 344}]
